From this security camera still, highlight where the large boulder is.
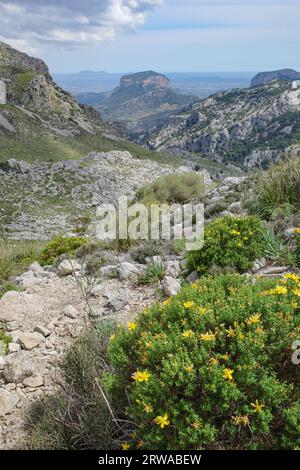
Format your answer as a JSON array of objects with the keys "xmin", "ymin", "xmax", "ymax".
[
  {"xmin": 3, "ymin": 350, "xmax": 35, "ymax": 383},
  {"xmin": 19, "ymin": 332, "xmax": 44, "ymax": 351},
  {"xmin": 57, "ymin": 259, "xmax": 81, "ymax": 276},
  {"xmin": 117, "ymin": 262, "xmax": 144, "ymax": 281}
]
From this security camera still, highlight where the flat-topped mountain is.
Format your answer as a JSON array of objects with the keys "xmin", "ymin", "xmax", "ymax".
[
  {"xmin": 77, "ymin": 70, "xmax": 196, "ymax": 138},
  {"xmin": 119, "ymin": 70, "xmax": 170, "ymax": 90},
  {"xmin": 148, "ymin": 80, "xmax": 300, "ymax": 169},
  {"xmin": 251, "ymin": 69, "xmax": 300, "ymax": 87}
]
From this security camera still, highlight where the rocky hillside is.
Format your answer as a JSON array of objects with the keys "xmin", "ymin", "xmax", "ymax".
[
  {"xmin": 251, "ymin": 69, "xmax": 300, "ymax": 87},
  {"xmin": 77, "ymin": 70, "xmax": 196, "ymax": 139},
  {"xmin": 0, "ymin": 41, "xmax": 141, "ymax": 163},
  {"xmin": 0, "ymin": 151, "xmax": 194, "ymax": 240},
  {"xmin": 147, "ymin": 80, "xmax": 300, "ymax": 169}
]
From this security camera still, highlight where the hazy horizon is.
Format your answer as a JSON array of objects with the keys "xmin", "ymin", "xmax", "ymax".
[{"xmin": 0, "ymin": 1, "xmax": 299, "ymax": 74}]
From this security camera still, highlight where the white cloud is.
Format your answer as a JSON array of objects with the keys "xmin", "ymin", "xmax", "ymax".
[{"xmin": 0, "ymin": 0, "xmax": 163, "ymax": 50}]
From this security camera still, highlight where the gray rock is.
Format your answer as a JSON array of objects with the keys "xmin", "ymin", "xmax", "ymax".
[
  {"xmin": 107, "ymin": 290, "xmax": 129, "ymax": 312},
  {"xmin": 163, "ymin": 276, "xmax": 181, "ymax": 297},
  {"xmin": 0, "ymin": 390, "xmax": 20, "ymax": 416},
  {"xmin": 185, "ymin": 271, "xmax": 200, "ymax": 283},
  {"xmin": 23, "ymin": 374, "xmax": 44, "ymax": 388},
  {"xmin": 259, "ymin": 266, "xmax": 289, "ymax": 276},
  {"xmin": 34, "ymin": 325, "xmax": 51, "ymax": 338},
  {"xmin": 164, "ymin": 260, "xmax": 181, "ymax": 278},
  {"xmin": 57, "ymin": 259, "xmax": 81, "ymax": 276},
  {"xmin": 28, "ymin": 262, "xmax": 44, "ymax": 274},
  {"xmin": 99, "ymin": 265, "xmax": 118, "ymax": 279},
  {"xmin": 63, "ymin": 305, "xmax": 78, "ymax": 319},
  {"xmin": 117, "ymin": 262, "xmax": 144, "ymax": 281},
  {"xmin": 0, "ymin": 355, "xmax": 5, "ymax": 371},
  {"xmin": 8, "ymin": 343, "xmax": 21, "ymax": 354},
  {"xmin": 19, "ymin": 332, "xmax": 44, "ymax": 351},
  {"xmin": 3, "ymin": 351, "xmax": 35, "ymax": 383}
]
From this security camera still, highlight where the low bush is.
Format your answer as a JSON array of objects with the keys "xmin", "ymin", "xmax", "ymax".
[
  {"xmin": 245, "ymin": 156, "xmax": 300, "ymax": 220},
  {"xmin": 136, "ymin": 173, "xmax": 205, "ymax": 205},
  {"xmin": 130, "ymin": 240, "xmax": 181, "ymax": 264},
  {"xmin": 138, "ymin": 262, "xmax": 165, "ymax": 285},
  {"xmin": 108, "ymin": 274, "xmax": 300, "ymax": 450},
  {"xmin": 0, "ymin": 240, "xmax": 44, "ymax": 298},
  {"xmin": 187, "ymin": 215, "xmax": 266, "ymax": 274},
  {"xmin": 40, "ymin": 236, "xmax": 87, "ymax": 265}
]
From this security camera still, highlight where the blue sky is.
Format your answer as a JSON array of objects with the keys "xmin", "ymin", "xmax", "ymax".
[{"xmin": 0, "ymin": 0, "xmax": 299, "ymax": 73}]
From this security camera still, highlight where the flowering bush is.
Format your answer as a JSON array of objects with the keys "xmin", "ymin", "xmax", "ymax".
[
  {"xmin": 108, "ymin": 274, "xmax": 300, "ymax": 450},
  {"xmin": 40, "ymin": 236, "xmax": 87, "ymax": 265},
  {"xmin": 187, "ymin": 215, "xmax": 266, "ymax": 274}
]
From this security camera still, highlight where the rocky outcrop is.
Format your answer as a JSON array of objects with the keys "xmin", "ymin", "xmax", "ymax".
[
  {"xmin": 0, "ymin": 41, "xmax": 49, "ymax": 77},
  {"xmin": 148, "ymin": 80, "xmax": 300, "ymax": 168},
  {"xmin": 251, "ymin": 69, "xmax": 300, "ymax": 88}
]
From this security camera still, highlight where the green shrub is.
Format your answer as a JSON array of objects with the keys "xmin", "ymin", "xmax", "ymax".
[
  {"xmin": 25, "ymin": 322, "xmax": 128, "ymax": 450},
  {"xmin": 187, "ymin": 215, "xmax": 266, "ymax": 274},
  {"xmin": 0, "ymin": 240, "xmax": 44, "ymax": 297},
  {"xmin": 108, "ymin": 274, "xmax": 300, "ymax": 450},
  {"xmin": 40, "ymin": 236, "xmax": 87, "ymax": 265},
  {"xmin": 136, "ymin": 173, "xmax": 205, "ymax": 205},
  {"xmin": 138, "ymin": 262, "xmax": 165, "ymax": 285},
  {"xmin": 0, "ymin": 329, "xmax": 12, "ymax": 353},
  {"xmin": 246, "ymin": 156, "xmax": 300, "ymax": 220}
]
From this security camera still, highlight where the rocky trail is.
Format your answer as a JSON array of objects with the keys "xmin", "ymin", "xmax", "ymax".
[{"xmin": 0, "ymin": 260, "xmax": 157, "ymax": 449}]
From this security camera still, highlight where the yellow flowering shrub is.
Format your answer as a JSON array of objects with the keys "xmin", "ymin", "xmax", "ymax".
[
  {"xmin": 187, "ymin": 215, "xmax": 266, "ymax": 274},
  {"xmin": 108, "ymin": 274, "xmax": 300, "ymax": 450}
]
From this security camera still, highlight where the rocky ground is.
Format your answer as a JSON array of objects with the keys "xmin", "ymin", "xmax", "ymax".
[
  {"xmin": 0, "ymin": 150, "xmax": 193, "ymax": 240},
  {"xmin": 0, "ymin": 257, "xmax": 159, "ymax": 449}
]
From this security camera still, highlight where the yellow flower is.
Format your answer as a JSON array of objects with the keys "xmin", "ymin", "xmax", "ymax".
[
  {"xmin": 246, "ymin": 313, "xmax": 262, "ymax": 325},
  {"xmin": 121, "ymin": 442, "xmax": 130, "ymax": 450},
  {"xmin": 198, "ymin": 307, "xmax": 207, "ymax": 315},
  {"xmin": 232, "ymin": 415, "xmax": 249, "ymax": 426},
  {"xmin": 223, "ymin": 368, "xmax": 234, "ymax": 381},
  {"xmin": 183, "ymin": 301, "xmax": 195, "ymax": 309},
  {"xmin": 185, "ymin": 364, "xmax": 194, "ymax": 373},
  {"xmin": 251, "ymin": 399, "xmax": 265, "ymax": 413},
  {"xmin": 182, "ymin": 330, "xmax": 194, "ymax": 338},
  {"xmin": 226, "ymin": 326, "xmax": 235, "ymax": 338},
  {"xmin": 293, "ymin": 288, "xmax": 300, "ymax": 297},
  {"xmin": 144, "ymin": 403, "xmax": 153, "ymax": 414},
  {"xmin": 230, "ymin": 229, "xmax": 241, "ymax": 236},
  {"xmin": 163, "ymin": 299, "xmax": 171, "ymax": 305},
  {"xmin": 109, "ymin": 334, "xmax": 116, "ymax": 342},
  {"xmin": 137, "ymin": 440, "xmax": 145, "ymax": 449},
  {"xmin": 154, "ymin": 413, "xmax": 170, "ymax": 429},
  {"xmin": 220, "ymin": 353, "xmax": 230, "ymax": 361},
  {"xmin": 200, "ymin": 331, "xmax": 216, "ymax": 341},
  {"xmin": 193, "ymin": 420, "xmax": 200, "ymax": 430},
  {"xmin": 274, "ymin": 285, "xmax": 288, "ymax": 295},
  {"xmin": 294, "ymin": 228, "xmax": 300, "ymax": 235},
  {"xmin": 128, "ymin": 322, "xmax": 137, "ymax": 332},
  {"xmin": 209, "ymin": 357, "xmax": 219, "ymax": 366},
  {"xmin": 284, "ymin": 273, "xmax": 300, "ymax": 282},
  {"xmin": 255, "ymin": 326, "xmax": 265, "ymax": 334},
  {"xmin": 132, "ymin": 370, "xmax": 151, "ymax": 382}
]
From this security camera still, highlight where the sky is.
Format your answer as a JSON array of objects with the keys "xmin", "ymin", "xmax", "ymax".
[{"xmin": 0, "ymin": 0, "xmax": 299, "ymax": 73}]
